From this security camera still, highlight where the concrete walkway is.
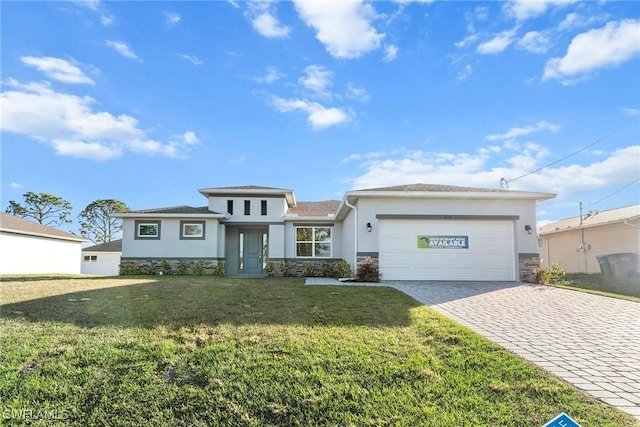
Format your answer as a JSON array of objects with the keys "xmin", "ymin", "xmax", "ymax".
[{"xmin": 305, "ymin": 278, "xmax": 640, "ymax": 419}]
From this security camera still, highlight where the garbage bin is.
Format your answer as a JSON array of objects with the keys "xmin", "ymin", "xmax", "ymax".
[
  {"xmin": 596, "ymin": 255, "xmax": 613, "ymax": 277},
  {"xmin": 606, "ymin": 253, "xmax": 639, "ymax": 279}
]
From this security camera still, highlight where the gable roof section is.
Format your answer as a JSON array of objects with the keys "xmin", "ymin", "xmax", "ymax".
[
  {"xmin": 0, "ymin": 213, "xmax": 86, "ymax": 242},
  {"xmin": 113, "ymin": 205, "xmax": 225, "ymax": 218},
  {"xmin": 83, "ymin": 239, "xmax": 122, "ymax": 252},
  {"xmin": 336, "ymin": 183, "xmax": 556, "ymax": 219},
  {"xmin": 539, "ymin": 204, "xmax": 640, "ymax": 235},
  {"xmin": 286, "ymin": 201, "xmax": 340, "ymax": 217},
  {"xmin": 198, "ymin": 185, "xmax": 296, "ymax": 207}
]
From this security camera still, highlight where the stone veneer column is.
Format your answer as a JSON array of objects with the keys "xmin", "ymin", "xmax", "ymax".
[{"xmin": 519, "ymin": 253, "xmax": 541, "ymax": 283}]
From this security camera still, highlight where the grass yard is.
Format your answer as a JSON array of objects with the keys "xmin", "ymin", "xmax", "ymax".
[
  {"xmin": 0, "ymin": 277, "xmax": 636, "ymax": 426},
  {"xmin": 564, "ymin": 273, "xmax": 640, "ymax": 301}
]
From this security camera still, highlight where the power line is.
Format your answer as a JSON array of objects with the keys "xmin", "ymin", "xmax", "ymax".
[
  {"xmin": 586, "ymin": 177, "xmax": 640, "ymax": 207},
  {"xmin": 501, "ymin": 130, "xmax": 619, "ymax": 187}
]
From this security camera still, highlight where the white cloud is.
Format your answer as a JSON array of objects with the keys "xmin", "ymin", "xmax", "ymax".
[
  {"xmin": 557, "ymin": 12, "xmax": 602, "ymax": 31},
  {"xmin": 178, "ymin": 54, "xmax": 204, "ymax": 65},
  {"xmin": 164, "ymin": 11, "xmax": 181, "ymax": 27},
  {"xmin": 347, "ymin": 144, "xmax": 640, "ymax": 203},
  {"xmin": 254, "ymin": 66, "xmax": 284, "ymax": 84},
  {"xmin": 486, "ymin": 121, "xmax": 560, "ymax": 141},
  {"xmin": 0, "ymin": 79, "xmax": 192, "ymax": 161},
  {"xmin": 505, "ymin": 0, "xmax": 580, "ymax": 21},
  {"xmin": 345, "ymin": 83, "xmax": 370, "ymax": 102},
  {"xmin": 105, "ymin": 40, "xmax": 139, "ymax": 60},
  {"xmin": 21, "ymin": 56, "xmax": 94, "ymax": 85},
  {"xmin": 457, "ymin": 64, "xmax": 473, "ymax": 81},
  {"xmin": 517, "ymin": 31, "xmax": 551, "ymax": 54},
  {"xmin": 477, "ymin": 29, "xmax": 517, "ymax": 54},
  {"xmin": 299, "ymin": 65, "xmax": 334, "ymax": 97},
  {"xmin": 270, "ymin": 96, "xmax": 352, "ymax": 130},
  {"xmin": 252, "ymin": 12, "xmax": 290, "ymax": 38},
  {"xmin": 454, "ymin": 33, "xmax": 479, "ymax": 48},
  {"xmin": 73, "ymin": 0, "xmax": 100, "ymax": 11},
  {"xmin": 181, "ymin": 131, "xmax": 199, "ymax": 145},
  {"xmin": 621, "ymin": 108, "xmax": 640, "ymax": 116},
  {"xmin": 293, "ymin": 0, "xmax": 384, "ymax": 59},
  {"xmin": 543, "ymin": 19, "xmax": 640, "ymax": 82},
  {"xmin": 231, "ymin": 155, "xmax": 246, "ymax": 164},
  {"xmin": 383, "ymin": 44, "xmax": 398, "ymax": 62},
  {"xmin": 101, "ymin": 14, "xmax": 114, "ymax": 26},
  {"xmin": 9, "ymin": 182, "xmax": 23, "ymax": 189}
]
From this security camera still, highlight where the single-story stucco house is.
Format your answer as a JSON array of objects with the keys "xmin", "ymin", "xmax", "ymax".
[
  {"xmin": 81, "ymin": 239, "xmax": 122, "ymax": 276},
  {"xmin": 113, "ymin": 184, "xmax": 555, "ymax": 282},
  {"xmin": 538, "ymin": 204, "xmax": 640, "ymax": 275},
  {"xmin": 0, "ymin": 212, "xmax": 87, "ymax": 275}
]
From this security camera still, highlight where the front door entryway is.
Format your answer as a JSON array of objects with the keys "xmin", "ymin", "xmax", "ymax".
[{"xmin": 239, "ymin": 229, "xmax": 267, "ymax": 275}]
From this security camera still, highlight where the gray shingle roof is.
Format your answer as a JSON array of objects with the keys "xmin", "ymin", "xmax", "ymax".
[
  {"xmin": 83, "ymin": 239, "xmax": 122, "ymax": 252},
  {"xmin": 287, "ymin": 201, "xmax": 340, "ymax": 216},
  {"xmin": 128, "ymin": 206, "xmax": 215, "ymax": 214},
  {"xmin": 357, "ymin": 183, "xmax": 508, "ymax": 193},
  {"xmin": 0, "ymin": 213, "xmax": 86, "ymax": 242}
]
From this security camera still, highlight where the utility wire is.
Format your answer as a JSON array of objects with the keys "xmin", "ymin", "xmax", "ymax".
[
  {"xmin": 504, "ymin": 130, "xmax": 619, "ymax": 185},
  {"xmin": 586, "ymin": 177, "xmax": 640, "ymax": 207}
]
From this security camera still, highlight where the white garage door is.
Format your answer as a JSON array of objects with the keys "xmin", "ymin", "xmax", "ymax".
[{"xmin": 379, "ymin": 219, "xmax": 515, "ymax": 281}]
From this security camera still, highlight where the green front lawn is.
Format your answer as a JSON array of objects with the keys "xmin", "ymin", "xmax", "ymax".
[{"xmin": 0, "ymin": 277, "xmax": 635, "ymax": 426}]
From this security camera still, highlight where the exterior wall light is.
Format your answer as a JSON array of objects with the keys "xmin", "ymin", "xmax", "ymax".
[
  {"xmin": 366, "ymin": 222, "xmax": 372, "ymax": 232},
  {"xmin": 524, "ymin": 225, "xmax": 533, "ymax": 234}
]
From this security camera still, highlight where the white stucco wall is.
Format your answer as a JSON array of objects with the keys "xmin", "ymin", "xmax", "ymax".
[
  {"xmin": 0, "ymin": 232, "xmax": 83, "ymax": 275},
  {"xmin": 121, "ymin": 218, "xmax": 219, "ymax": 258},
  {"xmin": 354, "ymin": 197, "xmax": 540, "ymax": 254},
  {"xmin": 209, "ymin": 196, "xmax": 287, "ymax": 222},
  {"xmin": 81, "ymin": 251, "xmax": 121, "ymax": 276}
]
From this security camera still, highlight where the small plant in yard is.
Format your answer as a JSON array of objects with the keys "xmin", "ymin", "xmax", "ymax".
[
  {"xmin": 535, "ymin": 264, "xmax": 571, "ymax": 286},
  {"xmin": 176, "ymin": 260, "xmax": 190, "ymax": 275},
  {"xmin": 193, "ymin": 260, "xmax": 205, "ymax": 276},
  {"xmin": 119, "ymin": 262, "xmax": 140, "ymax": 275},
  {"xmin": 279, "ymin": 260, "xmax": 291, "ymax": 277},
  {"xmin": 320, "ymin": 261, "xmax": 336, "ymax": 278},
  {"xmin": 336, "ymin": 259, "xmax": 352, "ymax": 279},
  {"xmin": 356, "ymin": 262, "xmax": 380, "ymax": 282},
  {"xmin": 211, "ymin": 262, "xmax": 225, "ymax": 277},
  {"xmin": 302, "ymin": 263, "xmax": 315, "ymax": 277},
  {"xmin": 264, "ymin": 262, "xmax": 275, "ymax": 277},
  {"xmin": 160, "ymin": 260, "xmax": 172, "ymax": 276}
]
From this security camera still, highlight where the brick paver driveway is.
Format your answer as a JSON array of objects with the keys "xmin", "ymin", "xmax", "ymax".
[{"xmin": 386, "ymin": 281, "xmax": 640, "ymax": 419}]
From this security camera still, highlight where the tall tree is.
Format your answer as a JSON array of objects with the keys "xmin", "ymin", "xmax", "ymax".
[
  {"xmin": 6, "ymin": 191, "xmax": 72, "ymax": 227},
  {"xmin": 78, "ymin": 199, "xmax": 130, "ymax": 244}
]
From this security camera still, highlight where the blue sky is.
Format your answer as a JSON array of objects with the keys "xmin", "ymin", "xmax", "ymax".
[{"xmin": 1, "ymin": 0, "xmax": 639, "ymax": 234}]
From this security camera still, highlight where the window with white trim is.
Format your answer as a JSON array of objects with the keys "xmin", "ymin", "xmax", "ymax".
[
  {"xmin": 296, "ymin": 227, "xmax": 332, "ymax": 258},
  {"xmin": 83, "ymin": 255, "xmax": 97, "ymax": 262},
  {"xmin": 180, "ymin": 221, "xmax": 205, "ymax": 240},
  {"xmin": 135, "ymin": 220, "xmax": 161, "ymax": 239}
]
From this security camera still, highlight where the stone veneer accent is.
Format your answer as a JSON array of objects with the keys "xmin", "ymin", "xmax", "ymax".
[
  {"xmin": 271, "ymin": 259, "xmax": 343, "ymax": 278},
  {"xmin": 519, "ymin": 253, "xmax": 541, "ymax": 283},
  {"xmin": 120, "ymin": 258, "xmax": 221, "ymax": 275}
]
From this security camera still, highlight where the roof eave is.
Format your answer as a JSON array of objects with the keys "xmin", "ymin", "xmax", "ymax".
[
  {"xmin": 0, "ymin": 228, "xmax": 88, "ymax": 242},
  {"xmin": 283, "ymin": 215, "xmax": 336, "ymax": 222},
  {"xmin": 539, "ymin": 216, "xmax": 640, "ymax": 236},
  {"xmin": 198, "ymin": 187, "xmax": 296, "ymax": 206},
  {"xmin": 112, "ymin": 213, "xmax": 226, "ymax": 219}
]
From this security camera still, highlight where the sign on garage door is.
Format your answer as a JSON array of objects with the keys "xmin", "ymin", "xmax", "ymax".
[{"xmin": 379, "ymin": 219, "xmax": 515, "ymax": 281}]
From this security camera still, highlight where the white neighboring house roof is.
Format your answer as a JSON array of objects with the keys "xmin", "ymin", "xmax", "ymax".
[
  {"xmin": 0, "ymin": 213, "xmax": 87, "ymax": 243},
  {"xmin": 538, "ymin": 204, "xmax": 640, "ymax": 236},
  {"xmin": 82, "ymin": 239, "xmax": 122, "ymax": 253}
]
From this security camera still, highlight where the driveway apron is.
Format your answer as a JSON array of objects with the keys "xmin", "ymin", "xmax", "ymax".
[{"xmin": 386, "ymin": 281, "xmax": 640, "ymax": 419}]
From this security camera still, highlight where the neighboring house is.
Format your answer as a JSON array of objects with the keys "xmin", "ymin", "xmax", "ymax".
[
  {"xmin": 538, "ymin": 204, "xmax": 640, "ymax": 274},
  {"xmin": 113, "ymin": 184, "xmax": 555, "ymax": 282},
  {"xmin": 81, "ymin": 239, "xmax": 122, "ymax": 276},
  {"xmin": 0, "ymin": 212, "xmax": 87, "ymax": 275}
]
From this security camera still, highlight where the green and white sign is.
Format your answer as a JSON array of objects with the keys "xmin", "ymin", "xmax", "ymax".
[{"xmin": 417, "ymin": 235, "xmax": 469, "ymax": 249}]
